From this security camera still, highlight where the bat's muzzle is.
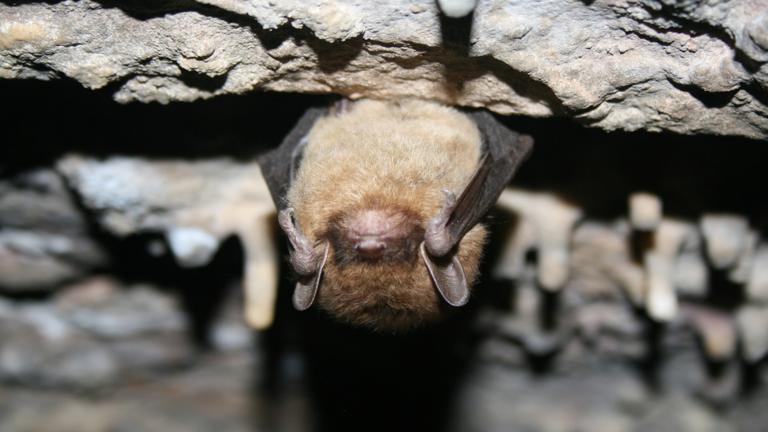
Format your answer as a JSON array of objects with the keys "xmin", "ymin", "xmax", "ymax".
[{"xmin": 354, "ymin": 237, "xmax": 388, "ymax": 258}]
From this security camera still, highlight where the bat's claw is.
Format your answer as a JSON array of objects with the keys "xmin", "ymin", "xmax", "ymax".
[
  {"xmin": 278, "ymin": 208, "xmax": 322, "ymax": 276},
  {"xmin": 425, "ymin": 189, "xmax": 457, "ymax": 257}
]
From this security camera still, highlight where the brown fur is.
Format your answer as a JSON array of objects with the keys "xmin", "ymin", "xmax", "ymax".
[{"xmin": 287, "ymin": 99, "xmax": 486, "ymax": 332}]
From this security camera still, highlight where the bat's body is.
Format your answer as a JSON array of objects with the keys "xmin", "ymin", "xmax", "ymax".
[
  {"xmin": 260, "ymin": 99, "xmax": 532, "ymax": 332},
  {"xmin": 288, "ymin": 100, "xmax": 486, "ymax": 330}
]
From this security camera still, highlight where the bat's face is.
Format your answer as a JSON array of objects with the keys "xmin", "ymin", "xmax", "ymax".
[
  {"xmin": 317, "ymin": 202, "xmax": 485, "ymax": 331},
  {"xmin": 326, "ymin": 207, "xmax": 423, "ymax": 265}
]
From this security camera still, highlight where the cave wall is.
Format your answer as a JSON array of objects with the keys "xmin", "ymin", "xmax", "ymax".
[{"xmin": 1, "ymin": 0, "xmax": 767, "ymax": 138}]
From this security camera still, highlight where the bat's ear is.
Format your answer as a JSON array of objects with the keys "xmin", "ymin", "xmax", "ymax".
[
  {"xmin": 257, "ymin": 106, "xmax": 328, "ymax": 210},
  {"xmin": 278, "ymin": 208, "xmax": 329, "ymax": 311},
  {"xmin": 419, "ymin": 243, "xmax": 470, "ymax": 307},
  {"xmin": 293, "ymin": 242, "xmax": 329, "ymax": 310}
]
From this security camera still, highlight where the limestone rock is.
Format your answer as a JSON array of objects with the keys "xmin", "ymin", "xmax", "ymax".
[
  {"xmin": 0, "ymin": 352, "xmax": 257, "ymax": 432},
  {"xmin": 0, "ymin": 169, "xmax": 107, "ymax": 291},
  {"xmin": 0, "ymin": 1, "xmax": 766, "ymax": 138},
  {"xmin": 57, "ymin": 155, "xmax": 279, "ymax": 329},
  {"xmin": 0, "ymin": 277, "xmax": 193, "ymax": 390}
]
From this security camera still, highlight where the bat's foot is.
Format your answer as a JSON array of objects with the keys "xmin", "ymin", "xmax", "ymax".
[
  {"xmin": 278, "ymin": 208, "xmax": 323, "ymax": 276},
  {"xmin": 425, "ymin": 189, "xmax": 457, "ymax": 257}
]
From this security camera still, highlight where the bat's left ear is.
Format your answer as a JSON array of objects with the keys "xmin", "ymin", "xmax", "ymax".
[{"xmin": 419, "ymin": 242, "xmax": 470, "ymax": 306}]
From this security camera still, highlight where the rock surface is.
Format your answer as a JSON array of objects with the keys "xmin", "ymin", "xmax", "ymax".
[
  {"xmin": 0, "ymin": 169, "xmax": 107, "ymax": 292},
  {"xmin": 1, "ymin": 0, "xmax": 767, "ymax": 138},
  {"xmin": 57, "ymin": 155, "xmax": 279, "ymax": 329},
  {"xmin": 0, "ymin": 352, "xmax": 261, "ymax": 432},
  {"xmin": 0, "ymin": 277, "xmax": 193, "ymax": 390}
]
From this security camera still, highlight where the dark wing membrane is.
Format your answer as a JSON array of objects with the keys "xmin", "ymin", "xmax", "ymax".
[
  {"xmin": 445, "ymin": 110, "xmax": 534, "ymax": 247},
  {"xmin": 257, "ymin": 106, "xmax": 328, "ymax": 210}
]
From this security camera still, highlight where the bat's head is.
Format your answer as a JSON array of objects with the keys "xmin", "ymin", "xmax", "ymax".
[{"xmin": 278, "ymin": 194, "xmax": 485, "ymax": 332}]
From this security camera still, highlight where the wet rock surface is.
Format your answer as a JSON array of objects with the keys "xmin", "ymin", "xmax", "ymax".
[
  {"xmin": 0, "ymin": 277, "xmax": 192, "ymax": 390},
  {"xmin": 0, "ymin": 352, "xmax": 258, "ymax": 432},
  {"xmin": 1, "ymin": 1, "xmax": 767, "ymax": 138},
  {"xmin": 0, "ymin": 169, "xmax": 106, "ymax": 292}
]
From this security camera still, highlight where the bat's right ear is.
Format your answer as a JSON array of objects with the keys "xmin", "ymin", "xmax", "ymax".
[
  {"xmin": 257, "ymin": 106, "xmax": 328, "ymax": 210},
  {"xmin": 293, "ymin": 242, "xmax": 329, "ymax": 310},
  {"xmin": 278, "ymin": 208, "xmax": 329, "ymax": 311}
]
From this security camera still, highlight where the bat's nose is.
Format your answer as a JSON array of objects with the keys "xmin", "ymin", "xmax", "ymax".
[
  {"xmin": 339, "ymin": 208, "xmax": 419, "ymax": 261},
  {"xmin": 355, "ymin": 237, "xmax": 387, "ymax": 257}
]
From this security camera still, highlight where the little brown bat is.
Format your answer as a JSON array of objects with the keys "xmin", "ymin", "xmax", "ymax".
[{"xmin": 259, "ymin": 99, "xmax": 532, "ymax": 332}]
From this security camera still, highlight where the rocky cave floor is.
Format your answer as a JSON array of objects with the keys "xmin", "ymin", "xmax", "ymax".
[
  {"xmin": 1, "ymin": 80, "xmax": 768, "ymax": 432},
  {"xmin": 1, "ymin": 276, "xmax": 767, "ymax": 432}
]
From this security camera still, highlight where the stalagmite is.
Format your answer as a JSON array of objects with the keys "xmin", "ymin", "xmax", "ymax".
[
  {"xmin": 625, "ymin": 193, "xmax": 693, "ymax": 321},
  {"xmin": 497, "ymin": 189, "xmax": 583, "ymax": 292},
  {"xmin": 436, "ymin": 0, "xmax": 478, "ymax": 17},
  {"xmin": 673, "ymin": 251, "xmax": 708, "ymax": 299},
  {"xmin": 644, "ymin": 220, "xmax": 695, "ymax": 322},
  {"xmin": 235, "ymin": 215, "xmax": 278, "ymax": 330},
  {"xmin": 700, "ymin": 214, "xmax": 750, "ymax": 270},
  {"xmin": 629, "ymin": 193, "xmax": 662, "ymax": 231},
  {"xmin": 494, "ymin": 217, "xmax": 537, "ymax": 281},
  {"xmin": 728, "ymin": 230, "xmax": 758, "ymax": 285},
  {"xmin": 168, "ymin": 181, "xmax": 278, "ymax": 329},
  {"xmin": 683, "ymin": 305, "xmax": 737, "ymax": 362},
  {"xmin": 736, "ymin": 305, "xmax": 768, "ymax": 363},
  {"xmin": 166, "ymin": 227, "xmax": 220, "ymax": 268},
  {"xmin": 747, "ymin": 244, "xmax": 768, "ymax": 302}
]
